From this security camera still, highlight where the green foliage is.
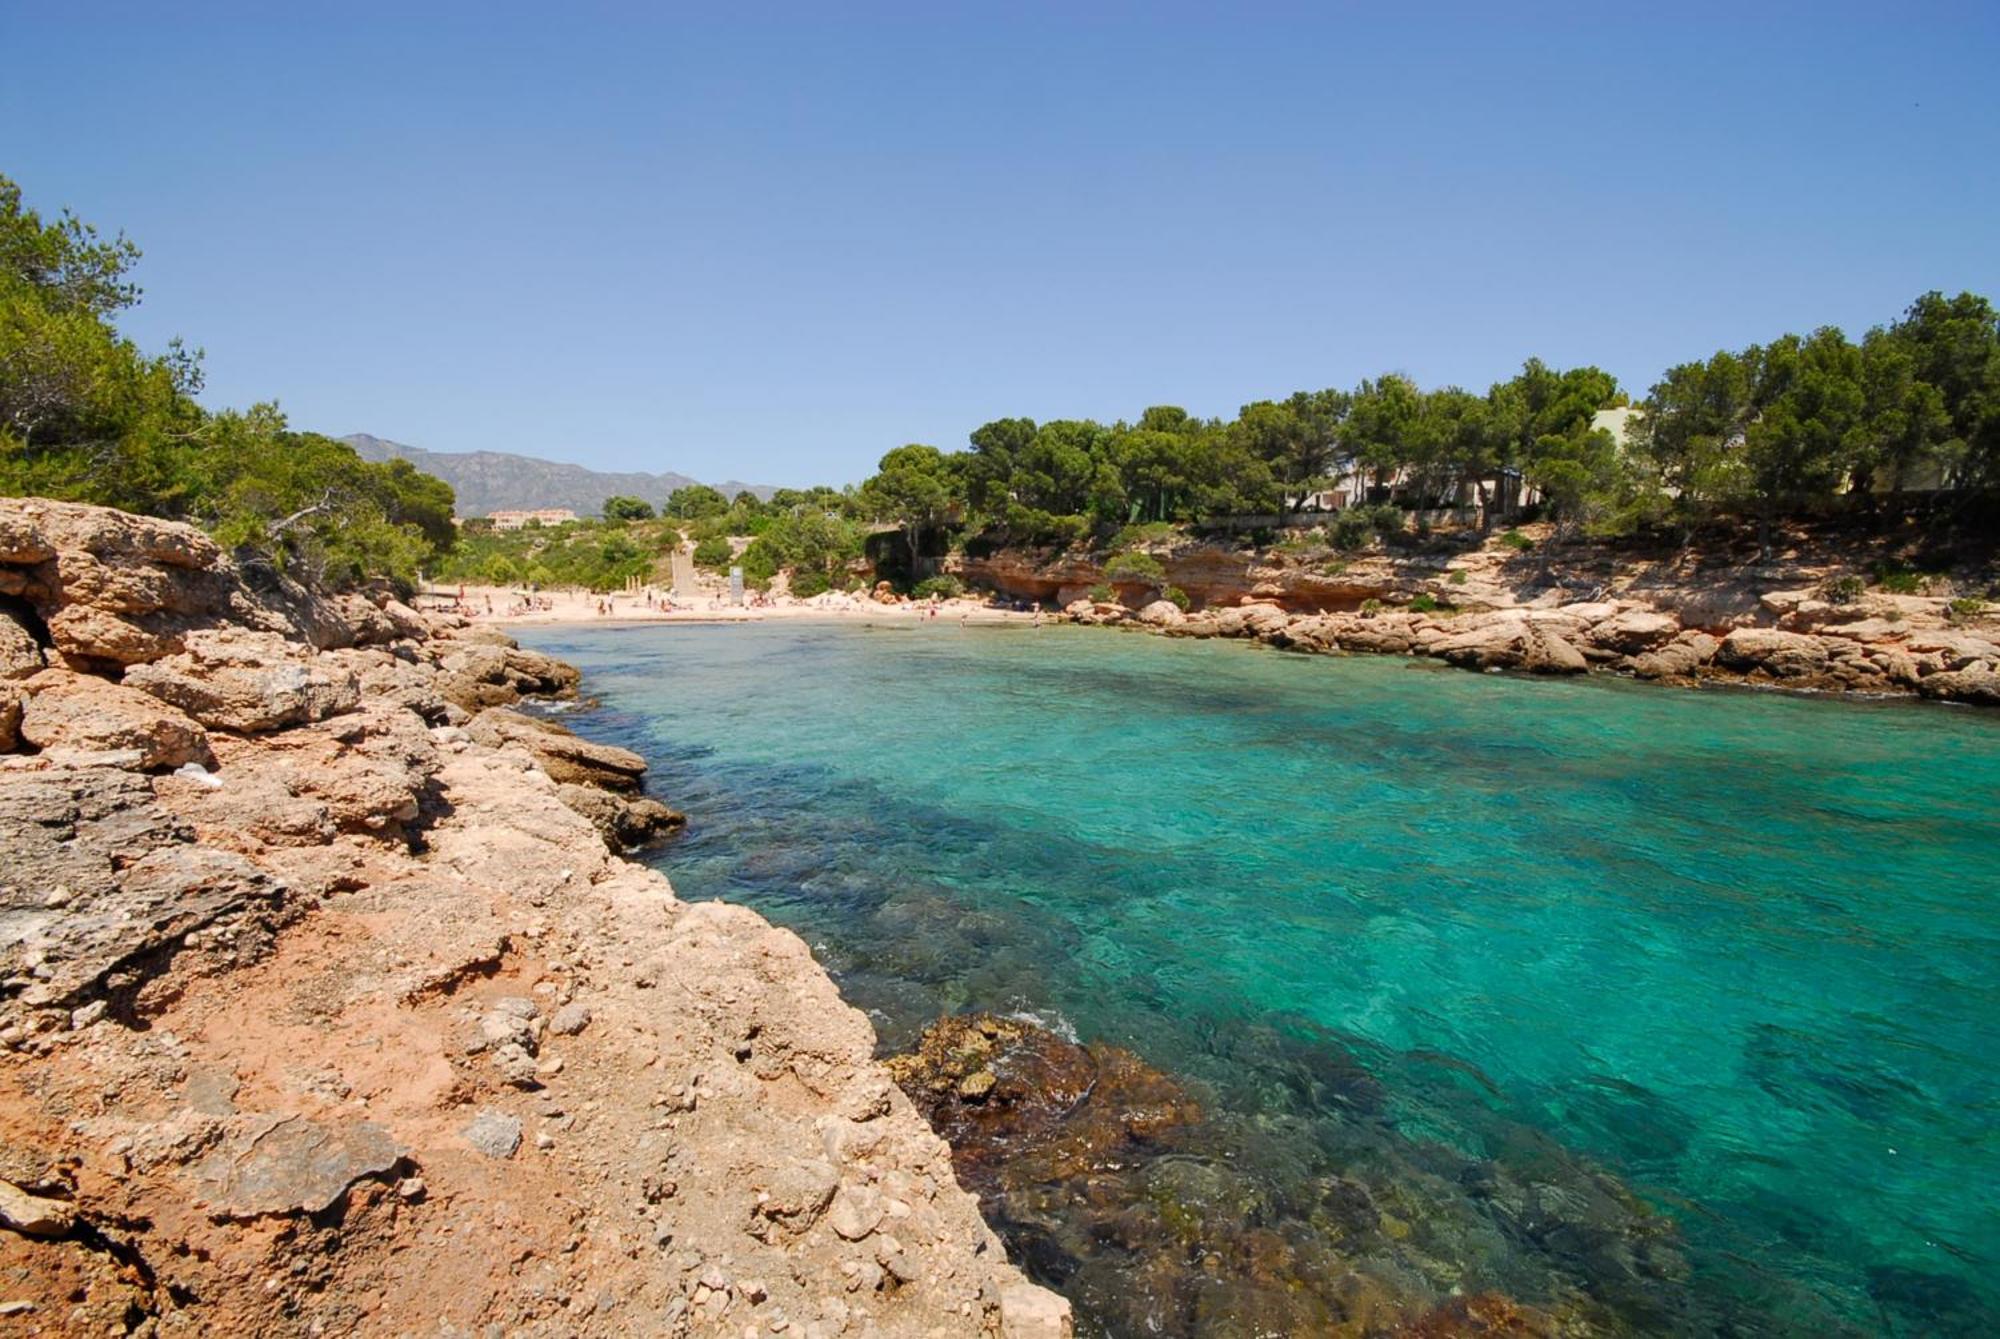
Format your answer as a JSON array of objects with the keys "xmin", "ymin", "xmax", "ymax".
[
  {"xmin": 1360, "ymin": 598, "xmax": 1384, "ymax": 616},
  {"xmin": 860, "ymin": 443, "xmax": 955, "ymax": 570},
  {"xmin": 1872, "ymin": 562, "xmax": 1945, "ymax": 595},
  {"xmin": 1947, "ymin": 596, "xmax": 1986, "ymax": 621},
  {"xmin": 911, "ymin": 575, "xmax": 964, "ymax": 600},
  {"xmin": 739, "ymin": 508, "xmax": 864, "ymax": 590},
  {"xmin": 1448, "ymin": 570, "xmax": 1468, "ymax": 585},
  {"xmin": 1329, "ymin": 503, "xmax": 1404, "ymax": 552},
  {"xmin": 1409, "ymin": 593, "xmax": 1441, "ymax": 613},
  {"xmin": 691, "ymin": 536, "xmax": 732, "ymax": 569},
  {"xmin": 0, "ymin": 175, "xmax": 454, "ymax": 591},
  {"xmin": 1822, "ymin": 574, "xmax": 1866, "ymax": 605},
  {"xmin": 432, "ymin": 516, "xmax": 660, "ymax": 591},
  {"xmin": 1086, "ymin": 583, "xmax": 1114, "ymax": 603},
  {"xmin": 1161, "ymin": 584, "xmax": 1191, "ymax": 611},
  {"xmin": 1498, "ymin": 529, "xmax": 1535, "ymax": 551},
  {"xmin": 1110, "ymin": 520, "xmax": 1177, "ymax": 550},
  {"xmin": 1104, "ymin": 550, "xmax": 1166, "ymax": 581},
  {"xmin": 665, "ymin": 484, "xmax": 728, "ymax": 519},
  {"xmin": 788, "ymin": 569, "xmax": 832, "ymax": 598},
  {"xmin": 602, "ymin": 494, "xmax": 654, "ymax": 521}
]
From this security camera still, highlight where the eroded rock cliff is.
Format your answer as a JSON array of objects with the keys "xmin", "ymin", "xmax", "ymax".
[
  {"xmin": 962, "ymin": 534, "xmax": 2000, "ymax": 703},
  {"xmin": 0, "ymin": 498, "xmax": 1068, "ymax": 1338}
]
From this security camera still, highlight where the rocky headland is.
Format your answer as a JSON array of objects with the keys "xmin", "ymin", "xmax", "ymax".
[
  {"xmin": 0, "ymin": 499, "xmax": 1069, "ymax": 1338},
  {"xmin": 959, "ymin": 533, "xmax": 2000, "ymax": 705}
]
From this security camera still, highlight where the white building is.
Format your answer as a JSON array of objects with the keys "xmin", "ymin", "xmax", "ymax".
[{"xmin": 485, "ymin": 508, "xmax": 578, "ymax": 531}]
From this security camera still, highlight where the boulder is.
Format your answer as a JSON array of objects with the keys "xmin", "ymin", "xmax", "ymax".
[
  {"xmin": 465, "ymin": 708, "xmax": 648, "ymax": 792},
  {"xmin": 1134, "ymin": 600, "xmax": 1185, "ymax": 628},
  {"xmin": 1917, "ymin": 665, "xmax": 2000, "ymax": 706},
  {"xmin": 437, "ymin": 643, "xmax": 580, "ymax": 711},
  {"xmin": 554, "ymin": 783, "xmax": 685, "ymax": 851},
  {"xmin": 1630, "ymin": 632, "xmax": 1720, "ymax": 680},
  {"xmin": 124, "ymin": 629, "xmax": 361, "ymax": 733},
  {"xmin": 1430, "ymin": 616, "xmax": 1532, "ymax": 670},
  {"xmin": 195, "ymin": 1115, "xmax": 404, "ymax": 1218},
  {"xmin": 0, "ymin": 606, "xmax": 44, "ymax": 680},
  {"xmin": 1717, "ymin": 628, "xmax": 1830, "ymax": 679},
  {"xmin": 1520, "ymin": 628, "xmax": 1589, "ymax": 675},
  {"xmin": 1588, "ymin": 608, "xmax": 1679, "ymax": 654},
  {"xmin": 0, "ymin": 684, "xmax": 20, "ymax": 752},
  {"xmin": 18, "ymin": 669, "xmax": 211, "ymax": 769},
  {"xmin": 0, "ymin": 760, "xmax": 286, "ymax": 1016},
  {"xmin": 0, "ymin": 497, "xmax": 350, "ymax": 665}
]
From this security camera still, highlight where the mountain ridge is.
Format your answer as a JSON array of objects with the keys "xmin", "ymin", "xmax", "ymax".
[{"xmin": 340, "ymin": 433, "xmax": 777, "ymax": 518}]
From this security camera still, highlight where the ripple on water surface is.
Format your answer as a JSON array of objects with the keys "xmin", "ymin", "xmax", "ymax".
[{"xmin": 522, "ymin": 622, "xmax": 2000, "ymax": 1336}]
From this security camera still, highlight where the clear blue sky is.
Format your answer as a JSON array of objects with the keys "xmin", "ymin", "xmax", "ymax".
[{"xmin": 4, "ymin": 3, "xmax": 1997, "ymax": 486}]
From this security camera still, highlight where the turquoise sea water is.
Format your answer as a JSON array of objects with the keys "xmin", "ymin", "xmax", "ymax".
[{"xmin": 522, "ymin": 622, "xmax": 2000, "ymax": 1335}]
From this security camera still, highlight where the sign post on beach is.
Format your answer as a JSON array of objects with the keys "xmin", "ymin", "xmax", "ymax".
[{"xmin": 729, "ymin": 566, "xmax": 744, "ymax": 606}]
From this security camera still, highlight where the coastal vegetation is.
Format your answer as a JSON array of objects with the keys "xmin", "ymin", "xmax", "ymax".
[
  {"xmin": 0, "ymin": 177, "xmax": 456, "ymax": 590},
  {"xmin": 430, "ymin": 487, "xmax": 873, "ymax": 594},
  {"xmin": 849, "ymin": 291, "xmax": 2000, "ymax": 571}
]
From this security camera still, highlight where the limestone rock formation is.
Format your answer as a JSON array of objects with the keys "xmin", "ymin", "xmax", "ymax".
[
  {"xmin": 974, "ymin": 528, "xmax": 1999, "ymax": 706},
  {"xmin": 0, "ymin": 497, "xmax": 1066, "ymax": 1338}
]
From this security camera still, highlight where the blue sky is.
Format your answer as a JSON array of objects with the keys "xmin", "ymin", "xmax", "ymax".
[{"xmin": 4, "ymin": 3, "xmax": 1997, "ymax": 486}]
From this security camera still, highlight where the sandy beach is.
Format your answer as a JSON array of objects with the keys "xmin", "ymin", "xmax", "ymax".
[{"xmin": 417, "ymin": 582, "xmax": 1048, "ymax": 629}]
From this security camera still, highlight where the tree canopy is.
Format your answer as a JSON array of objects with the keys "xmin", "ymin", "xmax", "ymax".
[
  {"xmin": 844, "ymin": 290, "xmax": 1997, "ymax": 555},
  {"xmin": 0, "ymin": 175, "xmax": 457, "ymax": 590}
]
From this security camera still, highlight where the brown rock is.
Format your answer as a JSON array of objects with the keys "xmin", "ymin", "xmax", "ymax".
[
  {"xmin": 1587, "ymin": 608, "xmax": 1679, "ymax": 653},
  {"xmin": 1917, "ymin": 665, "xmax": 2000, "ymax": 706},
  {"xmin": 466, "ymin": 708, "xmax": 647, "ymax": 791},
  {"xmin": 19, "ymin": 669, "xmax": 211, "ymax": 768},
  {"xmin": 196, "ymin": 1115, "xmax": 403, "ymax": 1218},
  {"xmin": 124, "ymin": 629, "xmax": 361, "ymax": 732},
  {"xmin": 0, "ymin": 1179, "xmax": 76, "ymax": 1239},
  {"xmin": 1717, "ymin": 628, "xmax": 1831, "ymax": 679},
  {"xmin": 554, "ymin": 783, "xmax": 685, "ymax": 851},
  {"xmin": 0, "ymin": 606, "xmax": 44, "ymax": 680},
  {"xmin": 1631, "ymin": 631, "xmax": 1720, "ymax": 680}
]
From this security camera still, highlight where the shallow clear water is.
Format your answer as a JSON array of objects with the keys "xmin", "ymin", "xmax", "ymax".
[{"xmin": 523, "ymin": 621, "xmax": 2000, "ymax": 1335}]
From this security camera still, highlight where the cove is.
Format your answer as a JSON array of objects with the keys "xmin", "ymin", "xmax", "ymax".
[{"xmin": 520, "ymin": 621, "xmax": 2000, "ymax": 1336}]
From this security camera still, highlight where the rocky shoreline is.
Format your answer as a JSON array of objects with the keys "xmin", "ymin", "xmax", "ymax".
[
  {"xmin": 0, "ymin": 498, "xmax": 1069, "ymax": 1337},
  {"xmin": 959, "ymin": 540, "xmax": 2000, "ymax": 706}
]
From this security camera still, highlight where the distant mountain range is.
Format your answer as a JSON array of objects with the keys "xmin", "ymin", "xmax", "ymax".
[{"xmin": 340, "ymin": 434, "xmax": 777, "ymax": 518}]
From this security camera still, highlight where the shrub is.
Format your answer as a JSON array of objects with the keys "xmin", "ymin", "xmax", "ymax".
[
  {"xmin": 1448, "ymin": 570, "xmax": 1468, "ymax": 586},
  {"xmin": 1871, "ymin": 562, "xmax": 1945, "ymax": 596},
  {"xmin": 912, "ymin": 575, "xmax": 964, "ymax": 600},
  {"xmin": 1330, "ymin": 504, "xmax": 1404, "ymax": 552},
  {"xmin": 1498, "ymin": 529, "xmax": 1534, "ymax": 552},
  {"xmin": 692, "ymin": 536, "xmax": 732, "ymax": 569},
  {"xmin": 1319, "ymin": 558, "xmax": 1350, "ymax": 576},
  {"xmin": 1105, "ymin": 550, "xmax": 1167, "ymax": 581},
  {"xmin": 1409, "ymin": 593, "xmax": 1459, "ymax": 614},
  {"xmin": 1947, "ymin": 596, "xmax": 1986, "ymax": 622},
  {"xmin": 1360, "ymin": 598, "xmax": 1383, "ymax": 616},
  {"xmin": 1821, "ymin": 574, "xmax": 1866, "ymax": 605},
  {"xmin": 1087, "ymin": 583, "xmax": 1115, "ymax": 603},
  {"xmin": 1876, "ymin": 567, "xmax": 1923, "ymax": 595},
  {"xmin": 1110, "ymin": 521, "xmax": 1177, "ymax": 550},
  {"xmin": 1162, "ymin": 584, "xmax": 1191, "ymax": 611},
  {"xmin": 789, "ymin": 569, "xmax": 832, "ymax": 598}
]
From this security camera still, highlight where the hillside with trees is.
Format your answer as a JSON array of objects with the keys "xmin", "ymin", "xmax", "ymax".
[
  {"xmin": 433, "ymin": 486, "xmax": 872, "ymax": 596},
  {"xmin": 849, "ymin": 292, "xmax": 1999, "ymax": 572},
  {"xmin": 0, "ymin": 177, "xmax": 456, "ymax": 590}
]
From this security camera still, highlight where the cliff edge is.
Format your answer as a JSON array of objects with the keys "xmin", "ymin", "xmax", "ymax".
[{"xmin": 0, "ymin": 498, "xmax": 1069, "ymax": 1338}]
